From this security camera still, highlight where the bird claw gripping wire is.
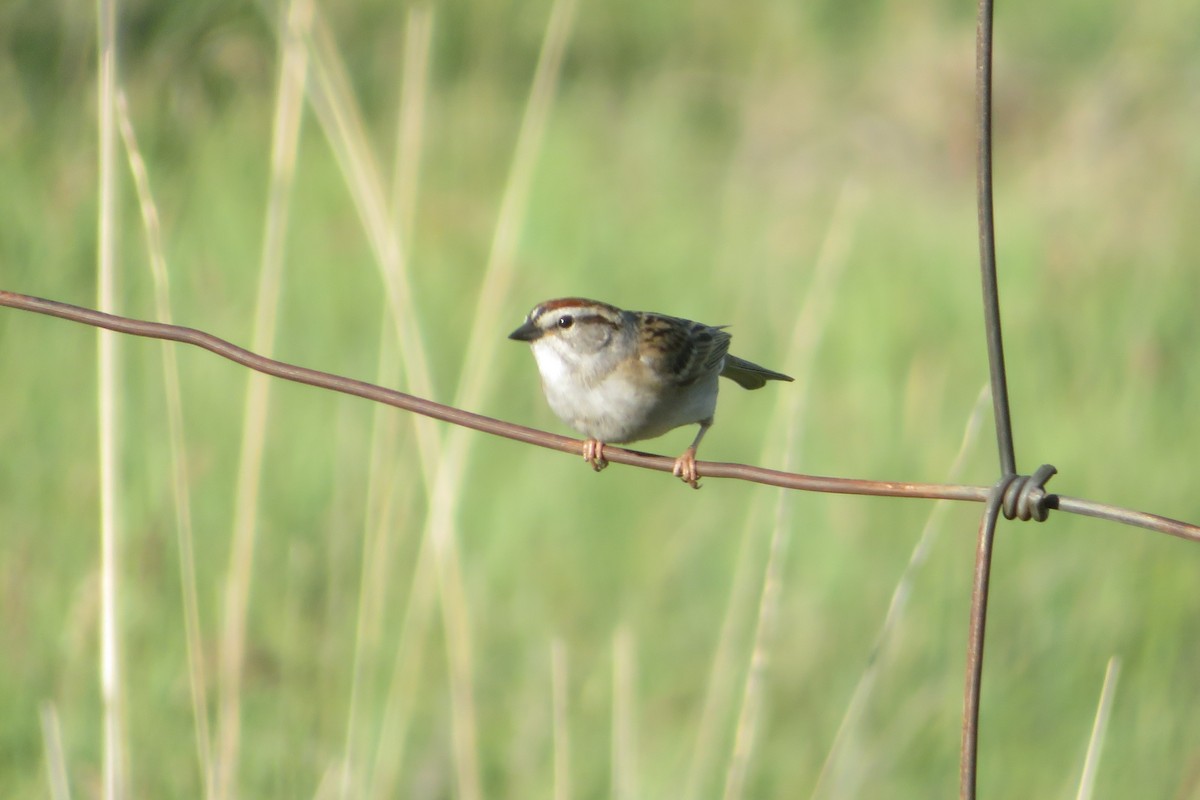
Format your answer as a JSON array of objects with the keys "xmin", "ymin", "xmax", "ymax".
[{"xmin": 996, "ymin": 464, "xmax": 1057, "ymax": 522}]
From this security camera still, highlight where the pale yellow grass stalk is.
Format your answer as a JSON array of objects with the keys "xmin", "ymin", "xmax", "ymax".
[
  {"xmin": 115, "ymin": 90, "xmax": 215, "ymax": 800},
  {"xmin": 340, "ymin": 327, "xmax": 406, "ymax": 798},
  {"xmin": 293, "ymin": 7, "xmax": 453, "ymax": 795},
  {"xmin": 302, "ymin": 1, "xmax": 575, "ymax": 796},
  {"xmin": 340, "ymin": 9, "xmax": 434, "ymax": 798},
  {"xmin": 680, "ymin": 500, "xmax": 771, "ymax": 800},
  {"xmin": 721, "ymin": 184, "xmax": 863, "ymax": 799},
  {"xmin": 1074, "ymin": 657, "xmax": 1121, "ymax": 800},
  {"xmin": 612, "ymin": 626, "xmax": 638, "ymax": 800},
  {"xmin": 390, "ymin": 6, "xmax": 433, "ymax": 242},
  {"xmin": 302, "ymin": 10, "xmax": 439, "ymax": 469},
  {"xmin": 449, "ymin": 0, "xmax": 577, "ymax": 417},
  {"xmin": 685, "ymin": 183, "xmax": 860, "ymax": 800},
  {"xmin": 722, "ymin": 492, "xmax": 790, "ymax": 800},
  {"xmin": 313, "ymin": 762, "xmax": 340, "ymax": 800},
  {"xmin": 95, "ymin": 0, "xmax": 125, "ymax": 796},
  {"xmin": 300, "ymin": 22, "xmax": 466, "ymax": 787},
  {"xmin": 809, "ymin": 383, "xmax": 990, "ymax": 800},
  {"xmin": 216, "ymin": 0, "xmax": 311, "ymax": 796},
  {"xmin": 40, "ymin": 703, "xmax": 71, "ymax": 800},
  {"xmin": 415, "ymin": 2, "xmax": 577, "ymax": 797},
  {"xmin": 552, "ymin": 639, "xmax": 572, "ymax": 800},
  {"xmin": 369, "ymin": 539, "xmax": 438, "ymax": 800}
]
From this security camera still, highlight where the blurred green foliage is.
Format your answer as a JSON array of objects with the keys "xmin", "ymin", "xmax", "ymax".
[{"xmin": 1, "ymin": 0, "xmax": 1198, "ymax": 797}]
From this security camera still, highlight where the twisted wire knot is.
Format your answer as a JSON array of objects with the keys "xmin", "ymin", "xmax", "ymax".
[{"xmin": 996, "ymin": 464, "xmax": 1057, "ymax": 522}]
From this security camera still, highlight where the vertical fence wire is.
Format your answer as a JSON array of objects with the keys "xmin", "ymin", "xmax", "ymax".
[
  {"xmin": 965, "ymin": 0, "xmax": 1000, "ymax": 796},
  {"xmin": 974, "ymin": 0, "xmax": 1016, "ymax": 479},
  {"xmin": 964, "ymin": 1, "xmax": 1017, "ymax": 797},
  {"xmin": 960, "ymin": 490, "xmax": 1003, "ymax": 800}
]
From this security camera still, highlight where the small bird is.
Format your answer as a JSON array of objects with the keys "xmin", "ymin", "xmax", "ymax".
[{"xmin": 509, "ymin": 297, "xmax": 793, "ymax": 488}]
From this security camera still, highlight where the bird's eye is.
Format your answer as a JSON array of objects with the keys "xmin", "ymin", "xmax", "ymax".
[{"xmin": 557, "ymin": 315, "xmax": 574, "ymax": 329}]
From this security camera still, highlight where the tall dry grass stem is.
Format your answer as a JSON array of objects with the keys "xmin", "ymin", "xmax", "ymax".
[
  {"xmin": 39, "ymin": 703, "xmax": 72, "ymax": 800},
  {"xmin": 682, "ymin": 182, "xmax": 857, "ymax": 799},
  {"xmin": 116, "ymin": 90, "xmax": 215, "ymax": 800},
  {"xmin": 811, "ymin": 383, "xmax": 991, "ymax": 799},
  {"xmin": 612, "ymin": 626, "xmax": 638, "ymax": 800},
  {"xmin": 303, "ymin": 7, "xmax": 439, "ymax": 467},
  {"xmin": 369, "ymin": 537, "xmax": 438, "ymax": 799},
  {"xmin": 300, "ymin": 15, "xmax": 467, "ymax": 788},
  {"xmin": 292, "ymin": 9, "xmax": 456, "ymax": 794},
  {"xmin": 721, "ymin": 492, "xmax": 788, "ymax": 800},
  {"xmin": 415, "ymin": 1, "xmax": 577, "ymax": 796},
  {"xmin": 216, "ymin": 0, "xmax": 311, "ymax": 795},
  {"xmin": 343, "ymin": 10, "xmax": 436, "ymax": 796},
  {"xmin": 721, "ymin": 182, "xmax": 862, "ymax": 800},
  {"xmin": 342, "ymin": 328, "xmax": 407, "ymax": 800},
  {"xmin": 95, "ymin": 0, "xmax": 125, "ymax": 795},
  {"xmin": 552, "ymin": 639, "xmax": 572, "ymax": 800},
  {"xmin": 391, "ymin": 6, "xmax": 433, "ymax": 240},
  {"xmin": 1074, "ymin": 656, "xmax": 1121, "ymax": 800}
]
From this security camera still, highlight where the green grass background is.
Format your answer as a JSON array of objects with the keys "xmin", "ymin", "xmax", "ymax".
[{"xmin": 1, "ymin": 0, "xmax": 1199, "ymax": 797}]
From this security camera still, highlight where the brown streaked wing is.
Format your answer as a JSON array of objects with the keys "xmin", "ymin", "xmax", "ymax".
[{"xmin": 639, "ymin": 314, "xmax": 731, "ymax": 387}]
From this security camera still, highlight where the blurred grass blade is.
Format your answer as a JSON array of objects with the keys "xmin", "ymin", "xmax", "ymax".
[
  {"xmin": 369, "ymin": 537, "xmax": 438, "ymax": 800},
  {"xmin": 612, "ymin": 626, "xmax": 638, "ymax": 800},
  {"xmin": 116, "ymin": 90, "xmax": 215, "ymax": 800},
  {"xmin": 390, "ymin": 5, "xmax": 433, "ymax": 238},
  {"xmin": 552, "ymin": 639, "xmax": 572, "ymax": 800},
  {"xmin": 299, "ymin": 18, "xmax": 449, "ymax": 789},
  {"xmin": 450, "ymin": 0, "xmax": 576, "ymax": 415},
  {"xmin": 722, "ymin": 183, "xmax": 860, "ymax": 800},
  {"xmin": 217, "ymin": 0, "xmax": 311, "ymax": 795},
  {"xmin": 302, "ymin": 4, "xmax": 440, "ymax": 472},
  {"xmin": 95, "ymin": 0, "xmax": 125, "ymax": 796},
  {"xmin": 298, "ymin": 7, "xmax": 453, "ymax": 793},
  {"xmin": 418, "ymin": 1, "xmax": 576, "ymax": 797},
  {"xmin": 810, "ymin": 383, "xmax": 991, "ymax": 799},
  {"xmin": 1075, "ymin": 657, "xmax": 1120, "ymax": 800},
  {"xmin": 687, "ymin": 182, "xmax": 858, "ymax": 799},
  {"xmin": 343, "ymin": 8, "xmax": 435, "ymax": 798},
  {"xmin": 722, "ymin": 505, "xmax": 789, "ymax": 800},
  {"xmin": 344, "ymin": 329, "xmax": 407, "ymax": 799},
  {"xmin": 680, "ymin": 502, "xmax": 768, "ymax": 800},
  {"xmin": 40, "ymin": 703, "xmax": 71, "ymax": 800}
]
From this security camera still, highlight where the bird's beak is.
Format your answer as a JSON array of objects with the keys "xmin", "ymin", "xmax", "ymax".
[{"xmin": 508, "ymin": 319, "xmax": 542, "ymax": 342}]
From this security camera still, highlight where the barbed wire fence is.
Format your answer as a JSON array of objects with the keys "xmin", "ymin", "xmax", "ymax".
[{"xmin": 3, "ymin": 0, "xmax": 1198, "ymax": 797}]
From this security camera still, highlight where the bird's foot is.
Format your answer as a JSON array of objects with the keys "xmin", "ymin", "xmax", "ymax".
[
  {"xmin": 672, "ymin": 447, "xmax": 701, "ymax": 489},
  {"xmin": 582, "ymin": 439, "xmax": 609, "ymax": 472}
]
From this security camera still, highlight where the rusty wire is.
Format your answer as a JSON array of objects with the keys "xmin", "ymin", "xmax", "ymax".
[
  {"xmin": 0, "ymin": 289, "xmax": 1196, "ymax": 549},
  {"xmin": 974, "ymin": 0, "xmax": 1015, "ymax": 481},
  {"xmin": 962, "ymin": 1, "xmax": 1003, "ymax": 796},
  {"xmin": 962, "ymin": 1, "xmax": 1008, "ymax": 796},
  {"xmin": 960, "ymin": 486, "xmax": 1001, "ymax": 800}
]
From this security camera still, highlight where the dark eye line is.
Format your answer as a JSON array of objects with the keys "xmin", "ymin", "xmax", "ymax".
[{"xmin": 542, "ymin": 312, "xmax": 616, "ymax": 331}]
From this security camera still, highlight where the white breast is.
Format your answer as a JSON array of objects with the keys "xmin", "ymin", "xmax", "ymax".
[{"xmin": 529, "ymin": 339, "xmax": 718, "ymax": 443}]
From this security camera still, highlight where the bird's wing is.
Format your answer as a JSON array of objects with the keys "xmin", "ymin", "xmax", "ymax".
[{"xmin": 640, "ymin": 314, "xmax": 732, "ymax": 387}]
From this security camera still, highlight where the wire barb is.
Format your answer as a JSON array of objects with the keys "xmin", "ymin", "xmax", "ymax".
[{"xmin": 997, "ymin": 464, "xmax": 1057, "ymax": 522}]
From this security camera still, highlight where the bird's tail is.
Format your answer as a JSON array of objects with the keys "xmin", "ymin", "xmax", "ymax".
[{"xmin": 720, "ymin": 355, "xmax": 795, "ymax": 390}]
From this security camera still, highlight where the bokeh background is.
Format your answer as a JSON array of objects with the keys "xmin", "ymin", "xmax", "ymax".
[{"xmin": 1, "ymin": 0, "xmax": 1198, "ymax": 797}]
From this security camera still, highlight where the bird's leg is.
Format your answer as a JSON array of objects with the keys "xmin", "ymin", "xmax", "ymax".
[
  {"xmin": 582, "ymin": 438, "xmax": 609, "ymax": 472},
  {"xmin": 672, "ymin": 418, "xmax": 712, "ymax": 489}
]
